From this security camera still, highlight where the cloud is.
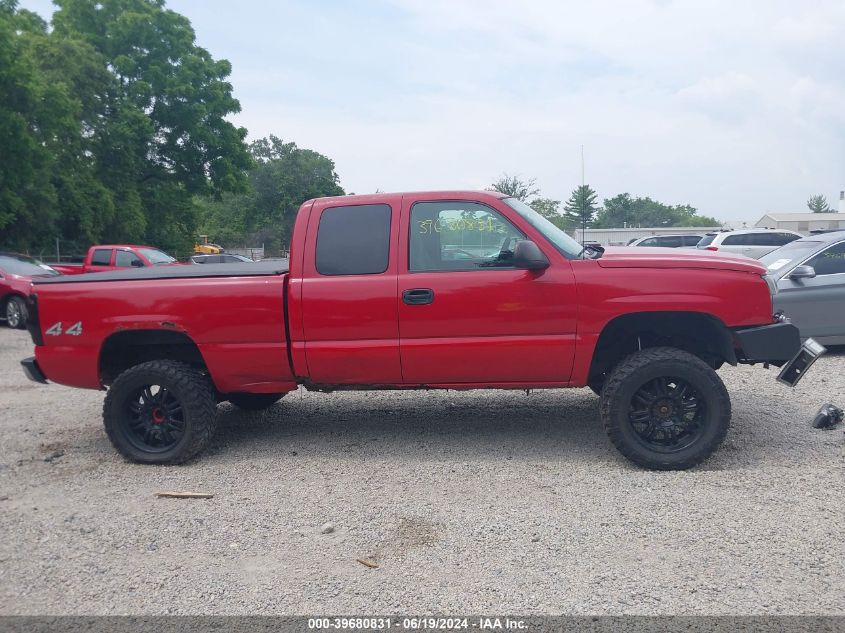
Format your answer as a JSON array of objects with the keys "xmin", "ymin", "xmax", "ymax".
[{"xmin": 20, "ymin": 0, "xmax": 845, "ymax": 220}]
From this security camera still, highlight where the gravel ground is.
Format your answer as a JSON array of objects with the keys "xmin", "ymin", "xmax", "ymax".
[{"xmin": 0, "ymin": 327, "xmax": 843, "ymax": 615}]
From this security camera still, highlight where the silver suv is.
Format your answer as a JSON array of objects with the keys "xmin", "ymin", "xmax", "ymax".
[{"xmin": 696, "ymin": 229, "xmax": 802, "ymax": 258}]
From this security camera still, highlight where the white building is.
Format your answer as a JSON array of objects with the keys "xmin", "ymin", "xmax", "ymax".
[{"xmin": 754, "ymin": 190, "xmax": 845, "ymax": 233}]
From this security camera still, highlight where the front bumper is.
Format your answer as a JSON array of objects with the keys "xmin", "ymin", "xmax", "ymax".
[
  {"xmin": 21, "ymin": 356, "xmax": 48, "ymax": 384},
  {"xmin": 733, "ymin": 322, "xmax": 801, "ymax": 365},
  {"xmin": 733, "ymin": 322, "xmax": 825, "ymax": 388}
]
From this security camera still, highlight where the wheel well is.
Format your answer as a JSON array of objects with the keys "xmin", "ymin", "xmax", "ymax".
[
  {"xmin": 99, "ymin": 330, "xmax": 206, "ymax": 386},
  {"xmin": 588, "ymin": 312, "xmax": 735, "ymax": 381}
]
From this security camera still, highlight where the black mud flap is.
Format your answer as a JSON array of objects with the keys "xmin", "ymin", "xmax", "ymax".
[{"xmin": 777, "ymin": 338, "xmax": 826, "ymax": 387}]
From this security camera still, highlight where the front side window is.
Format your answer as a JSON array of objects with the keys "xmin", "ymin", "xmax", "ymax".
[
  {"xmin": 805, "ymin": 241, "xmax": 845, "ymax": 276},
  {"xmin": 137, "ymin": 248, "xmax": 176, "ymax": 265},
  {"xmin": 316, "ymin": 204, "xmax": 391, "ymax": 275},
  {"xmin": 115, "ymin": 250, "xmax": 142, "ymax": 267},
  {"xmin": 409, "ymin": 201, "xmax": 524, "ymax": 272},
  {"xmin": 638, "ymin": 237, "xmax": 658, "ymax": 247}
]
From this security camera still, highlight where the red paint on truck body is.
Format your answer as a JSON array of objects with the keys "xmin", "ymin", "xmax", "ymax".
[{"xmin": 30, "ymin": 191, "xmax": 774, "ymax": 395}]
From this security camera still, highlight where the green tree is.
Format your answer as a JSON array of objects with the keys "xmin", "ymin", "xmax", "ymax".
[
  {"xmin": 196, "ymin": 136, "xmax": 345, "ymax": 252},
  {"xmin": 563, "ymin": 185, "xmax": 599, "ymax": 236},
  {"xmin": 807, "ymin": 195, "xmax": 832, "ymax": 213},
  {"xmin": 1, "ymin": 0, "xmax": 252, "ymax": 256},
  {"xmin": 487, "ymin": 174, "xmax": 539, "ymax": 201},
  {"xmin": 592, "ymin": 193, "xmax": 719, "ymax": 228},
  {"xmin": 529, "ymin": 197, "xmax": 567, "ymax": 229}
]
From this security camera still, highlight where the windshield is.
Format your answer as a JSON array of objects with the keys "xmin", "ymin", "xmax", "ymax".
[
  {"xmin": 0, "ymin": 254, "xmax": 60, "ymax": 277},
  {"xmin": 759, "ymin": 240, "xmax": 823, "ymax": 275},
  {"xmin": 502, "ymin": 197, "xmax": 584, "ymax": 259},
  {"xmin": 137, "ymin": 248, "xmax": 177, "ymax": 265}
]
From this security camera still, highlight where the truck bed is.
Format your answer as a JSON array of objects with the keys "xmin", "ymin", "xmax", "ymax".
[{"xmin": 35, "ymin": 260, "xmax": 289, "ymax": 284}]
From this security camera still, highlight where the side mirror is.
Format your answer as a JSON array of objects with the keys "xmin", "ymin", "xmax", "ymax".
[
  {"xmin": 513, "ymin": 240, "xmax": 550, "ymax": 271},
  {"xmin": 131, "ymin": 259, "xmax": 145, "ymax": 268},
  {"xmin": 789, "ymin": 265, "xmax": 816, "ymax": 279}
]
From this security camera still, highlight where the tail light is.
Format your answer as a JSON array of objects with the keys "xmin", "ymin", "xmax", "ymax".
[{"xmin": 706, "ymin": 246, "xmax": 719, "ymax": 251}]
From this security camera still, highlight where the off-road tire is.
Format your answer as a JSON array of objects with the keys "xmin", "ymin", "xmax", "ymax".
[
  {"xmin": 227, "ymin": 393, "xmax": 285, "ymax": 411},
  {"xmin": 103, "ymin": 360, "xmax": 217, "ymax": 464},
  {"xmin": 5, "ymin": 296, "xmax": 27, "ymax": 329},
  {"xmin": 600, "ymin": 347, "xmax": 731, "ymax": 470}
]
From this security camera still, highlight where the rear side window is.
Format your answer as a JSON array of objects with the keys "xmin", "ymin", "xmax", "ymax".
[
  {"xmin": 315, "ymin": 204, "xmax": 391, "ymax": 275},
  {"xmin": 721, "ymin": 234, "xmax": 752, "ymax": 246},
  {"xmin": 91, "ymin": 249, "xmax": 112, "ymax": 265},
  {"xmin": 749, "ymin": 233, "xmax": 776, "ymax": 246},
  {"xmin": 658, "ymin": 236, "xmax": 682, "ymax": 248},
  {"xmin": 683, "ymin": 235, "xmax": 702, "ymax": 246}
]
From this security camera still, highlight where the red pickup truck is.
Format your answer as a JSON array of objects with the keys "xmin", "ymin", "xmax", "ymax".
[
  {"xmin": 20, "ymin": 191, "xmax": 822, "ymax": 469},
  {"xmin": 50, "ymin": 244, "xmax": 178, "ymax": 275}
]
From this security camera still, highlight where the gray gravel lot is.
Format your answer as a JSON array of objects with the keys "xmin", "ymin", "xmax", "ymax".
[{"xmin": 0, "ymin": 327, "xmax": 843, "ymax": 615}]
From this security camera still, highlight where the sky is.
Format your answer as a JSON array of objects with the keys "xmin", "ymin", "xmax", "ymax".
[{"xmin": 20, "ymin": 0, "xmax": 845, "ymax": 223}]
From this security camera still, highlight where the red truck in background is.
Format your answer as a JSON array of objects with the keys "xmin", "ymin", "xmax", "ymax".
[
  {"xmin": 20, "ymin": 191, "xmax": 823, "ymax": 470},
  {"xmin": 0, "ymin": 252, "xmax": 60, "ymax": 329},
  {"xmin": 50, "ymin": 244, "xmax": 179, "ymax": 275}
]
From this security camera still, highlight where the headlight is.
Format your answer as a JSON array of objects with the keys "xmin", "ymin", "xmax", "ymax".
[{"xmin": 762, "ymin": 274, "xmax": 778, "ymax": 296}]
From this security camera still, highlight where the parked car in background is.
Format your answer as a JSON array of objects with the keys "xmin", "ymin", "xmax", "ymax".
[
  {"xmin": 191, "ymin": 254, "xmax": 253, "ymax": 264},
  {"xmin": 628, "ymin": 234, "xmax": 703, "ymax": 248},
  {"xmin": 0, "ymin": 253, "xmax": 60, "ymax": 328},
  {"xmin": 760, "ymin": 231, "xmax": 845, "ymax": 345},
  {"xmin": 696, "ymin": 229, "xmax": 802, "ymax": 258},
  {"xmin": 50, "ymin": 245, "xmax": 179, "ymax": 275}
]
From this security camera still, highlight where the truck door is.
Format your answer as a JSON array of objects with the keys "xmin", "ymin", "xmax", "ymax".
[
  {"xmin": 299, "ymin": 198, "xmax": 402, "ymax": 384},
  {"xmin": 397, "ymin": 196, "xmax": 578, "ymax": 385}
]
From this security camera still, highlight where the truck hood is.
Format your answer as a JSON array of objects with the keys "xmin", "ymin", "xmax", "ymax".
[{"xmin": 596, "ymin": 247, "xmax": 767, "ymax": 274}]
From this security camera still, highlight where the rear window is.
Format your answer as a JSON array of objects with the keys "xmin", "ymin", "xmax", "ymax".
[
  {"xmin": 316, "ymin": 204, "xmax": 392, "ymax": 275},
  {"xmin": 697, "ymin": 235, "xmax": 716, "ymax": 248}
]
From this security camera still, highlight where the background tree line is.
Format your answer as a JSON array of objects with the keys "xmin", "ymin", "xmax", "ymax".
[
  {"xmin": 489, "ymin": 174, "xmax": 721, "ymax": 233},
  {"xmin": 0, "ymin": 0, "xmax": 343, "ymax": 258}
]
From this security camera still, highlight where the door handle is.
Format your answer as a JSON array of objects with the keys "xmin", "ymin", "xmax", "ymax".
[{"xmin": 402, "ymin": 288, "xmax": 434, "ymax": 305}]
